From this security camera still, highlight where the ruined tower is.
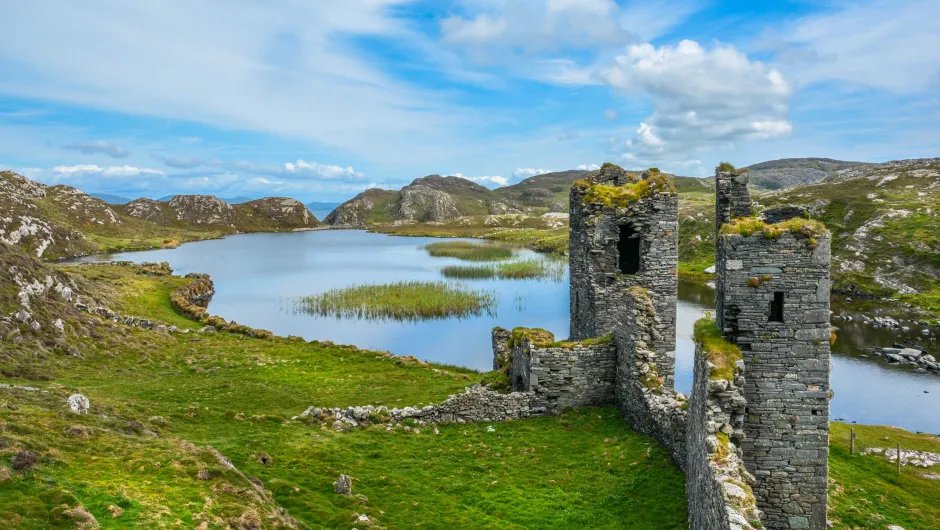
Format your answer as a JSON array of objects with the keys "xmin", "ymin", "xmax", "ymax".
[
  {"xmin": 715, "ymin": 166, "xmax": 831, "ymax": 530},
  {"xmin": 568, "ymin": 164, "xmax": 679, "ymax": 387}
]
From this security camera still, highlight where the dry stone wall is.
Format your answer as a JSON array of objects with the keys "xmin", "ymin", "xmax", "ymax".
[
  {"xmin": 569, "ymin": 166, "xmax": 678, "ymax": 388},
  {"xmin": 613, "ymin": 288, "xmax": 688, "ymax": 468},
  {"xmin": 508, "ymin": 334, "xmax": 617, "ymax": 414},
  {"xmin": 686, "ymin": 342, "xmax": 762, "ymax": 530},
  {"xmin": 717, "ymin": 231, "xmax": 831, "ymax": 530}
]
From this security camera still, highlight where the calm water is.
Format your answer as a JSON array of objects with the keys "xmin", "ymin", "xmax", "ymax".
[{"xmin": 68, "ymin": 230, "xmax": 940, "ymax": 433}]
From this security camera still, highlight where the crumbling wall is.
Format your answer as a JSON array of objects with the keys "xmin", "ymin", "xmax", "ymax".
[
  {"xmin": 718, "ymin": 230, "xmax": 831, "ymax": 530},
  {"xmin": 569, "ymin": 165, "xmax": 678, "ymax": 388},
  {"xmin": 686, "ymin": 338, "xmax": 762, "ymax": 530},
  {"xmin": 613, "ymin": 287, "xmax": 687, "ymax": 469},
  {"xmin": 508, "ymin": 329, "xmax": 617, "ymax": 415}
]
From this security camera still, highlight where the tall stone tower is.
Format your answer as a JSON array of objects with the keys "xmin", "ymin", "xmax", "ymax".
[
  {"xmin": 568, "ymin": 163, "xmax": 679, "ymax": 388},
  {"xmin": 715, "ymin": 167, "xmax": 831, "ymax": 530}
]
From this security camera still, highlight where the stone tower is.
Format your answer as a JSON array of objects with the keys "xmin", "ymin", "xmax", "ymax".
[
  {"xmin": 568, "ymin": 163, "xmax": 679, "ymax": 388},
  {"xmin": 716, "ymin": 176, "xmax": 831, "ymax": 529}
]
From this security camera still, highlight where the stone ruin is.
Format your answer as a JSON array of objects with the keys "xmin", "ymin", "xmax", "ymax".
[{"xmin": 496, "ymin": 163, "xmax": 831, "ymax": 530}]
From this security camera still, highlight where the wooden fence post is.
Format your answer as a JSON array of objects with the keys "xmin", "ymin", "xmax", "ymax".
[{"xmin": 850, "ymin": 428, "xmax": 855, "ymax": 455}]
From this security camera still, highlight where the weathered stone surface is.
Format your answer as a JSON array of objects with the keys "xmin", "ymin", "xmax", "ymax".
[
  {"xmin": 67, "ymin": 393, "xmax": 90, "ymax": 414},
  {"xmin": 335, "ymin": 474, "xmax": 352, "ymax": 495}
]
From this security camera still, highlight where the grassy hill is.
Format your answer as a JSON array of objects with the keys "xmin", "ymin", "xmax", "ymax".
[
  {"xmin": 0, "ymin": 171, "xmax": 318, "ymax": 259},
  {"xmin": 745, "ymin": 157, "xmax": 869, "ymax": 190},
  {"xmin": 1, "ymin": 247, "xmax": 936, "ymax": 528}
]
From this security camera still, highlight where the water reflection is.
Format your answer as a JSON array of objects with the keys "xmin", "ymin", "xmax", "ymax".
[{"xmin": 67, "ymin": 230, "xmax": 940, "ymax": 433}]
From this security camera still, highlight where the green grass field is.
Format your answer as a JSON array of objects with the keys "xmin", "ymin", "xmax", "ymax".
[{"xmin": 1, "ymin": 264, "xmax": 938, "ymax": 528}]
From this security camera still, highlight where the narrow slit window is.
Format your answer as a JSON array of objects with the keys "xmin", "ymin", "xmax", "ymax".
[
  {"xmin": 769, "ymin": 292, "xmax": 784, "ymax": 322},
  {"xmin": 618, "ymin": 224, "xmax": 641, "ymax": 274}
]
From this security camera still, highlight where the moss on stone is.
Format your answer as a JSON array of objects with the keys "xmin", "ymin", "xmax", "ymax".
[
  {"xmin": 717, "ymin": 162, "xmax": 748, "ymax": 175},
  {"xmin": 574, "ymin": 173, "xmax": 676, "ymax": 209},
  {"xmin": 720, "ymin": 216, "xmax": 829, "ymax": 240},
  {"xmin": 508, "ymin": 327, "xmax": 556, "ymax": 348},
  {"xmin": 694, "ymin": 318, "xmax": 742, "ymax": 381}
]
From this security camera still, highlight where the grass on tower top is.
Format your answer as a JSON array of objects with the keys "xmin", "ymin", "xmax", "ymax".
[
  {"xmin": 720, "ymin": 216, "xmax": 828, "ymax": 240},
  {"xmin": 424, "ymin": 241, "xmax": 514, "ymax": 261},
  {"xmin": 693, "ymin": 318, "xmax": 742, "ymax": 380},
  {"xmin": 293, "ymin": 281, "xmax": 496, "ymax": 321}
]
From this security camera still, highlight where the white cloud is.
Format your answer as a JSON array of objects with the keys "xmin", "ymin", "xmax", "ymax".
[
  {"xmin": 452, "ymin": 173, "xmax": 509, "ymax": 187},
  {"xmin": 53, "ymin": 164, "xmax": 164, "ymax": 176},
  {"xmin": 774, "ymin": 0, "xmax": 940, "ymax": 93},
  {"xmin": 512, "ymin": 168, "xmax": 552, "ymax": 179},
  {"xmin": 577, "ymin": 163, "xmax": 601, "ymax": 171},
  {"xmin": 0, "ymin": 1, "xmax": 465, "ymax": 169},
  {"xmin": 441, "ymin": 0, "xmax": 631, "ymax": 57},
  {"xmin": 63, "ymin": 140, "xmax": 130, "ymax": 158},
  {"xmin": 604, "ymin": 109, "xmax": 618, "ymax": 121},
  {"xmin": 598, "ymin": 40, "xmax": 792, "ymax": 167},
  {"xmin": 284, "ymin": 160, "xmax": 364, "ymax": 180}
]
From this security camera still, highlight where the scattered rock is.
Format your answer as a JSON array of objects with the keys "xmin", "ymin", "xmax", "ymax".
[
  {"xmin": 64, "ymin": 425, "xmax": 94, "ymax": 438},
  {"xmin": 67, "ymin": 393, "xmax": 90, "ymax": 414},
  {"xmin": 0, "ymin": 467, "xmax": 11, "ymax": 482},
  {"xmin": 197, "ymin": 469, "xmax": 213, "ymax": 481},
  {"xmin": 62, "ymin": 505, "xmax": 99, "ymax": 529},
  {"xmin": 107, "ymin": 504, "xmax": 124, "ymax": 518},
  {"xmin": 230, "ymin": 509, "xmax": 263, "ymax": 530},
  {"xmin": 335, "ymin": 473, "xmax": 352, "ymax": 495},
  {"xmin": 11, "ymin": 450, "xmax": 37, "ymax": 471},
  {"xmin": 257, "ymin": 452, "xmax": 274, "ymax": 466}
]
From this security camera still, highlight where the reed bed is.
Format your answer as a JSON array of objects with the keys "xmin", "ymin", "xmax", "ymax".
[
  {"xmin": 440, "ymin": 259, "xmax": 566, "ymax": 282},
  {"xmin": 424, "ymin": 241, "xmax": 514, "ymax": 261},
  {"xmin": 293, "ymin": 281, "xmax": 495, "ymax": 321}
]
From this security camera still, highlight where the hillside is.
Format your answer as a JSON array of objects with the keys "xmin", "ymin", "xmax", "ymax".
[
  {"xmin": 1, "ymin": 242, "xmax": 936, "ymax": 527},
  {"xmin": 325, "ymin": 175, "xmax": 528, "ymax": 226},
  {"xmin": 745, "ymin": 157, "xmax": 869, "ymax": 190},
  {"xmin": 0, "ymin": 171, "xmax": 318, "ymax": 259}
]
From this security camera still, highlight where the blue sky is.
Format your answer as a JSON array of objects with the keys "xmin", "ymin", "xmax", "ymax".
[{"xmin": 1, "ymin": 0, "xmax": 938, "ymax": 202}]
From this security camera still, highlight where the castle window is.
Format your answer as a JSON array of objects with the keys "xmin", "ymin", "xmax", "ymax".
[
  {"xmin": 769, "ymin": 292, "xmax": 784, "ymax": 322},
  {"xmin": 618, "ymin": 224, "xmax": 641, "ymax": 274}
]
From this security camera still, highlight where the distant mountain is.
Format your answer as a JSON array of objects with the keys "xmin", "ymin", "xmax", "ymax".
[
  {"xmin": 744, "ymin": 157, "xmax": 869, "ymax": 190},
  {"xmin": 325, "ymin": 175, "xmax": 521, "ymax": 226},
  {"xmin": 90, "ymin": 192, "xmax": 133, "ymax": 205},
  {"xmin": 0, "ymin": 170, "xmax": 319, "ymax": 259},
  {"xmin": 157, "ymin": 194, "xmax": 254, "ymax": 204},
  {"xmin": 306, "ymin": 201, "xmax": 343, "ymax": 211}
]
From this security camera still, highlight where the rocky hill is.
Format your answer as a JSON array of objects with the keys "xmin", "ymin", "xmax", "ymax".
[
  {"xmin": 326, "ymin": 175, "xmax": 527, "ymax": 227},
  {"xmin": 745, "ymin": 157, "xmax": 868, "ymax": 190},
  {"xmin": 0, "ymin": 171, "xmax": 319, "ymax": 259}
]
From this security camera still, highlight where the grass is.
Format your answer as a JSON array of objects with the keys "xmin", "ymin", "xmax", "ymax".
[
  {"xmin": 292, "ymin": 281, "xmax": 496, "ymax": 321},
  {"xmin": 573, "ymin": 173, "xmax": 676, "ymax": 209},
  {"xmin": 440, "ymin": 259, "xmax": 566, "ymax": 281},
  {"xmin": 719, "ymin": 216, "xmax": 828, "ymax": 239},
  {"xmin": 0, "ymin": 263, "xmax": 690, "ymax": 528},
  {"xmin": 424, "ymin": 241, "xmax": 515, "ymax": 261},
  {"xmin": 692, "ymin": 318, "xmax": 742, "ymax": 380}
]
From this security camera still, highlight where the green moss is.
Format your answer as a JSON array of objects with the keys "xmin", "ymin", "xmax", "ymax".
[
  {"xmin": 693, "ymin": 318, "xmax": 742, "ymax": 380},
  {"xmin": 717, "ymin": 162, "xmax": 748, "ymax": 175},
  {"xmin": 508, "ymin": 327, "xmax": 556, "ymax": 348},
  {"xmin": 574, "ymin": 173, "xmax": 676, "ymax": 209},
  {"xmin": 720, "ymin": 216, "xmax": 829, "ymax": 241}
]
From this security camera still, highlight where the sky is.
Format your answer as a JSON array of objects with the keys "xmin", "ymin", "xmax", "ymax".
[{"xmin": 1, "ymin": 0, "xmax": 938, "ymax": 203}]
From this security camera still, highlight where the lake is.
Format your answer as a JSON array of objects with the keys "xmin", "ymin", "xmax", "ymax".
[{"xmin": 68, "ymin": 230, "xmax": 940, "ymax": 433}]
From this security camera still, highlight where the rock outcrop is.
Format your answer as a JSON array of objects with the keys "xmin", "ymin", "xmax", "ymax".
[{"xmin": 236, "ymin": 197, "xmax": 319, "ymax": 229}]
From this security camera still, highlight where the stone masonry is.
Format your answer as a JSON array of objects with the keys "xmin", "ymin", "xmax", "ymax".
[
  {"xmin": 569, "ymin": 165, "xmax": 679, "ymax": 388},
  {"xmin": 717, "ymin": 229, "xmax": 831, "ymax": 530}
]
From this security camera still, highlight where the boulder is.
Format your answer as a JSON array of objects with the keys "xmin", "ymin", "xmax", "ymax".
[
  {"xmin": 335, "ymin": 473, "xmax": 352, "ymax": 495},
  {"xmin": 67, "ymin": 393, "xmax": 90, "ymax": 414}
]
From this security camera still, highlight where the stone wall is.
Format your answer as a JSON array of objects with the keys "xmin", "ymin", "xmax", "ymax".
[
  {"xmin": 508, "ymin": 332, "xmax": 617, "ymax": 415},
  {"xmin": 717, "ymin": 231, "xmax": 831, "ymax": 530},
  {"xmin": 715, "ymin": 168, "xmax": 752, "ymax": 331},
  {"xmin": 613, "ymin": 287, "xmax": 688, "ymax": 469},
  {"xmin": 686, "ymin": 341, "xmax": 762, "ymax": 530},
  {"xmin": 569, "ymin": 166, "xmax": 678, "ymax": 388},
  {"xmin": 297, "ymin": 384, "xmax": 537, "ymax": 427}
]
